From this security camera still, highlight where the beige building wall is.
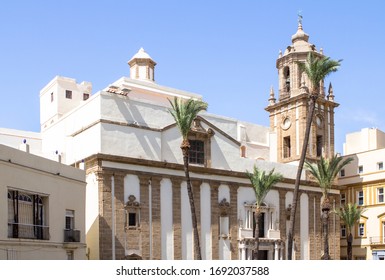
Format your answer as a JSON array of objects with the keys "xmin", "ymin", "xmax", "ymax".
[
  {"xmin": 339, "ymin": 129, "xmax": 385, "ymax": 260},
  {"xmin": 0, "ymin": 144, "xmax": 86, "ymax": 260}
]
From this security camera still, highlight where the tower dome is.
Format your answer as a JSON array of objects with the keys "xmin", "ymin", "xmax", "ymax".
[{"xmin": 128, "ymin": 48, "xmax": 157, "ymax": 82}]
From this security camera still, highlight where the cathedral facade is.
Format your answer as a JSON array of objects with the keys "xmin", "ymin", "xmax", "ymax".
[{"xmin": 37, "ymin": 22, "xmax": 341, "ymax": 260}]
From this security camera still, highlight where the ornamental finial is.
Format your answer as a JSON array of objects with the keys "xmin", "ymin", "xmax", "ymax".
[{"xmin": 298, "ymin": 11, "xmax": 303, "ymax": 26}]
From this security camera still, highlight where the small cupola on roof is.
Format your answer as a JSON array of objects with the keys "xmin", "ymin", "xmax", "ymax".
[{"xmin": 128, "ymin": 48, "xmax": 157, "ymax": 82}]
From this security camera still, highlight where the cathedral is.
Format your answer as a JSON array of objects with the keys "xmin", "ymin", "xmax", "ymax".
[{"xmin": 35, "ymin": 20, "xmax": 341, "ymax": 260}]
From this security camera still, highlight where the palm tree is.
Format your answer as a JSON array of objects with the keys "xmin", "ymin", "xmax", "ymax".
[
  {"xmin": 246, "ymin": 166, "xmax": 283, "ymax": 260},
  {"xmin": 334, "ymin": 203, "xmax": 365, "ymax": 260},
  {"xmin": 305, "ymin": 154, "xmax": 353, "ymax": 259},
  {"xmin": 168, "ymin": 97, "xmax": 208, "ymax": 260},
  {"xmin": 287, "ymin": 52, "xmax": 342, "ymax": 260}
]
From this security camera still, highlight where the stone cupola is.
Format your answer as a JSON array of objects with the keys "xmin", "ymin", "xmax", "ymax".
[{"xmin": 128, "ymin": 48, "xmax": 156, "ymax": 82}]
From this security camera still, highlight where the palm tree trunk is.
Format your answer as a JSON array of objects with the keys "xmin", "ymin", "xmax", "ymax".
[
  {"xmin": 287, "ymin": 93, "xmax": 318, "ymax": 260},
  {"xmin": 321, "ymin": 207, "xmax": 330, "ymax": 259},
  {"xmin": 254, "ymin": 209, "xmax": 261, "ymax": 260},
  {"xmin": 182, "ymin": 145, "xmax": 202, "ymax": 260},
  {"xmin": 347, "ymin": 233, "xmax": 353, "ymax": 260}
]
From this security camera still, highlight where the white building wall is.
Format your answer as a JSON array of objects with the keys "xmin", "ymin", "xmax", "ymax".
[
  {"xmin": 300, "ymin": 193, "xmax": 309, "ymax": 259},
  {"xmin": 101, "ymin": 123, "xmax": 162, "ymax": 161},
  {"xmin": 124, "ymin": 175, "xmax": 140, "ymax": 203},
  {"xmin": 200, "ymin": 183, "xmax": 211, "ymax": 260},
  {"xmin": 160, "ymin": 178, "xmax": 173, "ymax": 259},
  {"xmin": 100, "ymin": 93, "xmax": 174, "ymax": 129}
]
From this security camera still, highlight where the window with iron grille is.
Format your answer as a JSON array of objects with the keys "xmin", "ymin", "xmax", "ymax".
[
  {"xmin": 189, "ymin": 140, "xmax": 204, "ymax": 164},
  {"xmin": 7, "ymin": 190, "xmax": 49, "ymax": 240}
]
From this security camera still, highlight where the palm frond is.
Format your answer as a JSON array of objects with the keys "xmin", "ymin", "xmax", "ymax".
[
  {"xmin": 246, "ymin": 166, "xmax": 283, "ymax": 207},
  {"xmin": 305, "ymin": 155, "xmax": 353, "ymax": 197},
  {"xmin": 334, "ymin": 203, "xmax": 366, "ymax": 234},
  {"xmin": 297, "ymin": 52, "xmax": 342, "ymax": 92},
  {"xmin": 168, "ymin": 97, "xmax": 208, "ymax": 139}
]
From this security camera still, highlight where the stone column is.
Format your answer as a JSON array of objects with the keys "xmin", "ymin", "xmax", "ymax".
[
  {"xmin": 151, "ymin": 176, "xmax": 162, "ymax": 260},
  {"xmin": 139, "ymin": 175, "xmax": 151, "ymax": 260},
  {"xmin": 210, "ymin": 182, "xmax": 220, "ymax": 260},
  {"xmin": 274, "ymin": 242, "xmax": 279, "ymax": 260},
  {"xmin": 229, "ymin": 184, "xmax": 239, "ymax": 260},
  {"xmin": 98, "ymin": 171, "xmax": 112, "ymax": 260},
  {"xmin": 191, "ymin": 180, "xmax": 202, "ymax": 259},
  {"xmin": 278, "ymin": 189, "xmax": 287, "ymax": 259},
  {"xmin": 171, "ymin": 178, "xmax": 182, "ymax": 260},
  {"xmin": 113, "ymin": 172, "xmax": 126, "ymax": 260}
]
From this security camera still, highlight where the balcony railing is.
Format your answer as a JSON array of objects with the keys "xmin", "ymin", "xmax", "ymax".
[
  {"xmin": 8, "ymin": 223, "xmax": 49, "ymax": 240},
  {"xmin": 64, "ymin": 229, "xmax": 81, "ymax": 242},
  {"xmin": 369, "ymin": 236, "xmax": 385, "ymax": 245},
  {"xmin": 239, "ymin": 228, "xmax": 281, "ymax": 240}
]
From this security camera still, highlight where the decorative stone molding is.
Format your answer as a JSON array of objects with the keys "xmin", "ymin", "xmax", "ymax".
[
  {"xmin": 218, "ymin": 198, "xmax": 230, "ymax": 217},
  {"xmin": 125, "ymin": 195, "xmax": 140, "ymax": 209}
]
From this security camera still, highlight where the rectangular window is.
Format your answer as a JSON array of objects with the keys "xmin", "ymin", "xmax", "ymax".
[
  {"xmin": 340, "ymin": 193, "xmax": 346, "ymax": 205},
  {"xmin": 128, "ymin": 213, "xmax": 136, "ymax": 227},
  {"xmin": 358, "ymin": 165, "xmax": 363, "ymax": 174},
  {"xmin": 7, "ymin": 190, "xmax": 49, "ymax": 240},
  {"xmin": 50, "ymin": 92, "xmax": 54, "ymax": 102},
  {"xmin": 378, "ymin": 162, "xmax": 384, "ymax": 171},
  {"xmin": 316, "ymin": 135, "xmax": 323, "ymax": 157},
  {"xmin": 378, "ymin": 188, "xmax": 384, "ymax": 203},
  {"xmin": 83, "ymin": 93, "xmax": 90, "ymax": 101},
  {"xmin": 189, "ymin": 140, "xmax": 205, "ymax": 164},
  {"xmin": 65, "ymin": 210, "xmax": 75, "ymax": 230},
  {"xmin": 358, "ymin": 223, "xmax": 365, "ymax": 237},
  {"xmin": 65, "ymin": 90, "xmax": 72, "ymax": 99},
  {"xmin": 358, "ymin": 190, "xmax": 364, "ymax": 206},
  {"xmin": 340, "ymin": 169, "xmax": 345, "ymax": 177},
  {"xmin": 341, "ymin": 224, "xmax": 346, "ymax": 238},
  {"xmin": 283, "ymin": 136, "xmax": 291, "ymax": 158}
]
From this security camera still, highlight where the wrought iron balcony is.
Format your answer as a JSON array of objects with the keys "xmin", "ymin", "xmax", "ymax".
[
  {"xmin": 64, "ymin": 229, "xmax": 80, "ymax": 242},
  {"xmin": 8, "ymin": 223, "xmax": 49, "ymax": 240},
  {"xmin": 369, "ymin": 236, "xmax": 385, "ymax": 245}
]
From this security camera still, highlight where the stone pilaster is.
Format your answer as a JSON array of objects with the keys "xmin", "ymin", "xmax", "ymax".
[
  {"xmin": 151, "ymin": 176, "xmax": 162, "ymax": 260},
  {"xmin": 278, "ymin": 189, "xmax": 287, "ymax": 259},
  {"xmin": 210, "ymin": 182, "xmax": 220, "ymax": 260},
  {"xmin": 191, "ymin": 180, "xmax": 202, "ymax": 259},
  {"xmin": 294, "ymin": 191, "xmax": 301, "ymax": 260},
  {"xmin": 229, "ymin": 184, "xmax": 238, "ymax": 260},
  {"xmin": 171, "ymin": 178, "xmax": 182, "ymax": 260},
  {"xmin": 113, "ymin": 172, "xmax": 125, "ymax": 259},
  {"xmin": 328, "ymin": 194, "xmax": 340, "ymax": 260},
  {"xmin": 98, "ymin": 171, "xmax": 112, "ymax": 260},
  {"xmin": 139, "ymin": 175, "xmax": 151, "ymax": 260}
]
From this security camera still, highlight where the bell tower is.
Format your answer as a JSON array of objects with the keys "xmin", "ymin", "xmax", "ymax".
[{"xmin": 265, "ymin": 19, "xmax": 339, "ymax": 164}]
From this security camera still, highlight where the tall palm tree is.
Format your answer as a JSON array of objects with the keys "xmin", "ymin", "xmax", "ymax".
[
  {"xmin": 305, "ymin": 154, "xmax": 353, "ymax": 259},
  {"xmin": 246, "ymin": 166, "xmax": 283, "ymax": 260},
  {"xmin": 334, "ymin": 203, "xmax": 365, "ymax": 260},
  {"xmin": 287, "ymin": 52, "xmax": 342, "ymax": 260},
  {"xmin": 168, "ymin": 97, "xmax": 208, "ymax": 260}
]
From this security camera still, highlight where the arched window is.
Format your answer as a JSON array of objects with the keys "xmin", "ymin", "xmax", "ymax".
[
  {"xmin": 283, "ymin": 66, "xmax": 290, "ymax": 92},
  {"xmin": 240, "ymin": 146, "xmax": 246, "ymax": 158}
]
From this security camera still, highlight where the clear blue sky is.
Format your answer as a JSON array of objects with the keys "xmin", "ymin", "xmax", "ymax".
[{"xmin": 0, "ymin": 0, "xmax": 384, "ymax": 154}]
